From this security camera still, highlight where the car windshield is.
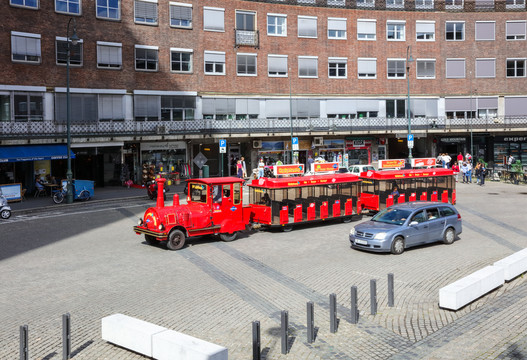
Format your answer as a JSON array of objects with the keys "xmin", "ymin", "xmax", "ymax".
[{"xmin": 372, "ymin": 208, "xmax": 412, "ymax": 225}]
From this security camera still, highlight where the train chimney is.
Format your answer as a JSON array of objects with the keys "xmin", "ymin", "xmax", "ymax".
[
  {"xmin": 156, "ymin": 177, "xmax": 166, "ymax": 208},
  {"xmin": 173, "ymin": 193, "xmax": 180, "ymax": 206}
]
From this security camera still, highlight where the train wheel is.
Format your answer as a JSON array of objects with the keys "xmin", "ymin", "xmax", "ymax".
[
  {"xmin": 220, "ymin": 232, "xmax": 237, "ymax": 242},
  {"xmin": 342, "ymin": 216, "xmax": 353, "ymax": 223},
  {"xmin": 145, "ymin": 235, "xmax": 158, "ymax": 245},
  {"xmin": 166, "ymin": 230, "xmax": 186, "ymax": 250},
  {"xmin": 391, "ymin": 236, "xmax": 405, "ymax": 255},
  {"xmin": 282, "ymin": 225, "xmax": 293, "ymax": 232}
]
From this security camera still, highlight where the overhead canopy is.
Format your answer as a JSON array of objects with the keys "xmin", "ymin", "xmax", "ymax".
[{"xmin": 0, "ymin": 144, "xmax": 75, "ymax": 163}]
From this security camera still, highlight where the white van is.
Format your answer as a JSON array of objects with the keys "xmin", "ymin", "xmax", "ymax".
[{"xmin": 349, "ymin": 164, "xmax": 376, "ymax": 175}]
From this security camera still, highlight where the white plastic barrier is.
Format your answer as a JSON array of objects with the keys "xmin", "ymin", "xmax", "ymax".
[
  {"xmin": 153, "ymin": 329, "xmax": 228, "ymax": 360},
  {"xmin": 494, "ymin": 248, "xmax": 527, "ymax": 281},
  {"xmin": 439, "ymin": 266, "xmax": 504, "ymax": 311},
  {"xmin": 101, "ymin": 314, "xmax": 167, "ymax": 357}
]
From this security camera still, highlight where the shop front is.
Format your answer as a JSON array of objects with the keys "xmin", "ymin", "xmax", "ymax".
[
  {"xmin": 493, "ymin": 135, "xmax": 527, "ymax": 169},
  {"xmin": 71, "ymin": 142, "xmax": 124, "ymax": 186},
  {"xmin": 345, "ymin": 139, "xmax": 375, "ymax": 165},
  {"xmin": 318, "ymin": 139, "xmax": 345, "ymax": 165},
  {"xmin": 141, "ymin": 141, "xmax": 188, "ymax": 185}
]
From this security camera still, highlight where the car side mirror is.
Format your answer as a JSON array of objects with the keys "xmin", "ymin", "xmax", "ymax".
[{"xmin": 409, "ymin": 221, "xmax": 419, "ymax": 226}]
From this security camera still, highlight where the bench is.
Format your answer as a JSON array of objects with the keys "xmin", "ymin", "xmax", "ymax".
[
  {"xmin": 102, "ymin": 314, "xmax": 228, "ymax": 360},
  {"xmin": 439, "ymin": 266, "xmax": 504, "ymax": 311},
  {"xmin": 493, "ymin": 248, "xmax": 527, "ymax": 281}
]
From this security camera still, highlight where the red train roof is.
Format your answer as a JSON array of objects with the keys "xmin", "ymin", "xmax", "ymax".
[
  {"xmin": 248, "ymin": 173, "xmax": 360, "ymax": 189},
  {"xmin": 360, "ymin": 168, "xmax": 454, "ymax": 180},
  {"xmin": 188, "ymin": 177, "xmax": 245, "ymax": 185}
]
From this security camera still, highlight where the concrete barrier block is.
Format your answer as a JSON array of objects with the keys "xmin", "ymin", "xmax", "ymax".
[
  {"xmin": 153, "ymin": 329, "xmax": 228, "ymax": 360},
  {"xmin": 494, "ymin": 248, "xmax": 527, "ymax": 281},
  {"xmin": 439, "ymin": 266, "xmax": 504, "ymax": 310},
  {"xmin": 101, "ymin": 314, "xmax": 167, "ymax": 357}
]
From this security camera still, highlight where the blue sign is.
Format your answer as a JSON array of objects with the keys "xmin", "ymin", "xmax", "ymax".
[
  {"xmin": 230, "ymin": 206, "xmax": 237, "ymax": 212},
  {"xmin": 219, "ymin": 139, "xmax": 226, "ymax": 147},
  {"xmin": 407, "ymin": 134, "xmax": 414, "ymax": 142},
  {"xmin": 292, "ymin": 137, "xmax": 298, "ymax": 145}
]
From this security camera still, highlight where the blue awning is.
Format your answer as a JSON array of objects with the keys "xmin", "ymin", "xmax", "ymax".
[{"xmin": 0, "ymin": 145, "xmax": 75, "ymax": 163}]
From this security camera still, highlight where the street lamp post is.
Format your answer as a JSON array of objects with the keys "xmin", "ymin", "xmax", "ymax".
[
  {"xmin": 66, "ymin": 18, "xmax": 79, "ymax": 204},
  {"xmin": 289, "ymin": 67, "xmax": 294, "ymax": 163},
  {"xmin": 406, "ymin": 46, "xmax": 414, "ymax": 161}
]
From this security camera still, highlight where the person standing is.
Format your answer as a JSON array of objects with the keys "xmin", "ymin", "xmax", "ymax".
[
  {"xmin": 241, "ymin": 156, "xmax": 247, "ymax": 178},
  {"xmin": 276, "ymin": 158, "xmax": 283, "ymax": 166},
  {"xmin": 307, "ymin": 155, "xmax": 314, "ymax": 172},
  {"xmin": 479, "ymin": 162, "xmax": 486, "ymax": 186},
  {"xmin": 507, "ymin": 155, "xmax": 515, "ymax": 171},
  {"xmin": 236, "ymin": 160, "xmax": 243, "ymax": 178},
  {"xmin": 467, "ymin": 161, "xmax": 473, "ymax": 183},
  {"xmin": 452, "ymin": 161, "xmax": 460, "ymax": 182},
  {"xmin": 444, "ymin": 153, "xmax": 452, "ymax": 168},
  {"xmin": 465, "ymin": 152, "xmax": 472, "ymax": 164},
  {"xmin": 460, "ymin": 162, "xmax": 469, "ymax": 183},
  {"xmin": 457, "ymin": 152, "xmax": 464, "ymax": 164},
  {"xmin": 474, "ymin": 163, "xmax": 481, "ymax": 184},
  {"xmin": 258, "ymin": 158, "xmax": 265, "ymax": 179}
]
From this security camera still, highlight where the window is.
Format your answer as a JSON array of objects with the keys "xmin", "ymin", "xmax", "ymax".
[
  {"xmin": 387, "ymin": 21, "xmax": 405, "ymax": 41},
  {"xmin": 507, "ymin": 59, "xmax": 526, "ymax": 77},
  {"xmin": 99, "ymin": 95, "xmax": 124, "ymax": 121},
  {"xmin": 170, "ymin": 2, "xmax": 192, "ymax": 28},
  {"xmin": 237, "ymin": 53, "xmax": 257, "ymax": 76},
  {"xmin": 267, "ymin": 14, "xmax": 287, "ymax": 36},
  {"xmin": 387, "ymin": 59, "xmax": 405, "ymax": 78},
  {"xmin": 10, "ymin": 0, "xmax": 39, "ymax": 9},
  {"xmin": 135, "ymin": 45, "xmax": 158, "ymax": 71},
  {"xmin": 11, "ymin": 31, "xmax": 41, "ymax": 64},
  {"xmin": 475, "ymin": 21, "xmax": 495, "ymax": 41},
  {"xmin": 55, "ymin": 0, "xmax": 80, "ymax": 14},
  {"xmin": 328, "ymin": 18, "xmax": 346, "ymax": 39},
  {"xmin": 298, "ymin": 16, "xmax": 317, "ymax": 38},
  {"xmin": 134, "ymin": 95, "xmax": 159, "ymax": 121},
  {"xmin": 446, "ymin": 22, "xmax": 464, "ymax": 41},
  {"xmin": 386, "ymin": 0, "xmax": 404, "ymax": 7},
  {"xmin": 386, "ymin": 99, "xmax": 405, "ymax": 118},
  {"xmin": 203, "ymin": 7, "xmax": 224, "ymax": 32},
  {"xmin": 416, "ymin": 59, "xmax": 436, "ymax": 79},
  {"xmin": 14, "ymin": 93, "xmax": 43, "ymax": 121},
  {"xmin": 416, "ymin": 21, "xmax": 435, "ymax": 41},
  {"xmin": 475, "ymin": 0, "xmax": 494, "ymax": 9},
  {"xmin": 298, "ymin": 56, "xmax": 318, "ymax": 77},
  {"xmin": 357, "ymin": 111, "xmax": 378, "ymax": 118},
  {"xmin": 170, "ymin": 48, "xmax": 192, "ymax": 73},
  {"xmin": 445, "ymin": 0, "xmax": 463, "ymax": 7},
  {"xmin": 135, "ymin": 0, "xmax": 157, "ymax": 25},
  {"xmin": 268, "ymin": 55, "xmax": 288, "ymax": 77},
  {"xmin": 357, "ymin": 0, "xmax": 375, "ymax": 6},
  {"xmin": 358, "ymin": 58, "xmax": 376, "ymax": 78},
  {"xmin": 357, "ymin": 19, "xmax": 376, "ymax": 40},
  {"xmin": 328, "ymin": 57, "xmax": 347, "ymax": 78},
  {"xmin": 204, "ymin": 51, "xmax": 225, "ymax": 75},
  {"xmin": 446, "ymin": 59, "xmax": 465, "ymax": 78},
  {"xmin": 236, "ymin": 10, "xmax": 255, "ymax": 31},
  {"xmin": 55, "ymin": 93, "xmax": 96, "ymax": 124},
  {"xmin": 56, "ymin": 37, "xmax": 83, "ymax": 66},
  {"xmin": 97, "ymin": 42, "xmax": 122, "ymax": 69},
  {"xmin": 506, "ymin": 0, "xmax": 525, "ymax": 8},
  {"xmin": 161, "ymin": 96, "xmax": 195, "ymax": 121},
  {"xmin": 506, "ymin": 21, "xmax": 526, "ymax": 40},
  {"xmin": 415, "ymin": 0, "xmax": 433, "ymax": 8},
  {"xmin": 476, "ymin": 58, "xmax": 495, "ymax": 78},
  {"xmin": 478, "ymin": 108, "xmax": 497, "ymax": 119},
  {"xmin": 96, "ymin": 0, "xmax": 120, "ymax": 20}
]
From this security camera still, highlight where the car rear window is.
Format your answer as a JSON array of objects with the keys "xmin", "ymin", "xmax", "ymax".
[{"xmin": 439, "ymin": 206, "xmax": 456, "ymax": 217}]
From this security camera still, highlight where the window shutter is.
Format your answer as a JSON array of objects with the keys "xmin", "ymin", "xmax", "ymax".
[
  {"xmin": 135, "ymin": 1, "xmax": 157, "ymax": 21},
  {"xmin": 268, "ymin": 56, "xmax": 287, "ymax": 73}
]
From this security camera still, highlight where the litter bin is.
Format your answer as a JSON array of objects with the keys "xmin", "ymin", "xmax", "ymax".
[{"xmin": 202, "ymin": 165, "xmax": 209, "ymax": 178}]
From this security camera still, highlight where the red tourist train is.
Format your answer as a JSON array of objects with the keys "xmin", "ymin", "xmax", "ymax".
[{"xmin": 133, "ymin": 168, "xmax": 456, "ymax": 250}]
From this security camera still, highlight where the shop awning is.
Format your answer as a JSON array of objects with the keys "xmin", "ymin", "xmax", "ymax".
[{"xmin": 0, "ymin": 144, "xmax": 75, "ymax": 163}]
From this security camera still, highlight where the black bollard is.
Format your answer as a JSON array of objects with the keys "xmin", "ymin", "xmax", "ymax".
[
  {"xmin": 388, "ymin": 273, "xmax": 394, "ymax": 307},
  {"xmin": 307, "ymin": 301, "xmax": 314, "ymax": 343},
  {"xmin": 351, "ymin": 286, "xmax": 358, "ymax": 324},
  {"xmin": 63, "ymin": 313, "xmax": 71, "ymax": 360},
  {"xmin": 370, "ymin": 279, "xmax": 377, "ymax": 315},
  {"xmin": 252, "ymin": 321, "xmax": 261, "ymax": 360},
  {"xmin": 20, "ymin": 325, "xmax": 28, "ymax": 360},
  {"xmin": 329, "ymin": 293, "xmax": 337, "ymax": 333},
  {"xmin": 281, "ymin": 310, "xmax": 288, "ymax": 354}
]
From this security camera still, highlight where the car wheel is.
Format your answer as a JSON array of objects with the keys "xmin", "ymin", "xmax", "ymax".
[
  {"xmin": 1, "ymin": 209, "xmax": 11, "ymax": 219},
  {"xmin": 145, "ymin": 235, "xmax": 158, "ymax": 245},
  {"xmin": 391, "ymin": 236, "xmax": 405, "ymax": 255},
  {"xmin": 443, "ymin": 227, "xmax": 455, "ymax": 245},
  {"xmin": 166, "ymin": 229, "xmax": 186, "ymax": 250},
  {"xmin": 220, "ymin": 232, "xmax": 237, "ymax": 242}
]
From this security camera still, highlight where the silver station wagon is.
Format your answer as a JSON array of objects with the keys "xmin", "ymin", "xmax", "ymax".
[{"xmin": 349, "ymin": 201, "xmax": 462, "ymax": 255}]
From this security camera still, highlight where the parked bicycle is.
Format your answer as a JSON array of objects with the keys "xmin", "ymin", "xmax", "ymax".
[{"xmin": 52, "ymin": 180, "xmax": 94, "ymax": 204}]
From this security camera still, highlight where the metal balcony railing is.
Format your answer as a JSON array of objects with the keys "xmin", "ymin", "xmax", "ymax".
[{"xmin": 235, "ymin": 30, "xmax": 259, "ymax": 48}]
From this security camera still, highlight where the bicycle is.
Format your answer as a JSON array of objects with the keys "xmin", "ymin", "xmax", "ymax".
[{"xmin": 53, "ymin": 184, "xmax": 91, "ymax": 204}]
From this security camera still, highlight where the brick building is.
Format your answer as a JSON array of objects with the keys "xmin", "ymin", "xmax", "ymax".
[{"xmin": 1, "ymin": 0, "xmax": 526, "ymax": 191}]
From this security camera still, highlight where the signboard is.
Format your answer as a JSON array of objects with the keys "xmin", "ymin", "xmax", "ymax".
[
  {"xmin": 0, "ymin": 183, "xmax": 22, "ymax": 202},
  {"xmin": 407, "ymin": 134, "xmax": 414, "ymax": 149},
  {"xmin": 193, "ymin": 152, "xmax": 207, "ymax": 169},
  {"xmin": 378, "ymin": 159, "xmax": 405, "ymax": 169},
  {"xmin": 292, "ymin": 137, "xmax": 299, "ymax": 151},
  {"xmin": 219, "ymin": 139, "xmax": 226, "ymax": 153},
  {"xmin": 313, "ymin": 162, "xmax": 340, "ymax": 173},
  {"xmin": 273, "ymin": 164, "xmax": 305, "ymax": 176},
  {"xmin": 411, "ymin": 158, "xmax": 436, "ymax": 168}
]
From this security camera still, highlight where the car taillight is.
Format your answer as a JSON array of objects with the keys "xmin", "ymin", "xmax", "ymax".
[{"xmin": 457, "ymin": 213, "xmax": 462, "ymax": 220}]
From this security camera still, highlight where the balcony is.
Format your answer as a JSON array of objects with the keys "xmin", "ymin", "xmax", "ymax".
[{"xmin": 235, "ymin": 30, "xmax": 259, "ymax": 48}]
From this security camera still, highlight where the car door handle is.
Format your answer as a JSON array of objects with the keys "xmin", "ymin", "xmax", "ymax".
[
  {"xmin": 423, "ymin": 225, "xmax": 428, "ymax": 228},
  {"xmin": 440, "ymin": 221, "xmax": 445, "ymax": 224}
]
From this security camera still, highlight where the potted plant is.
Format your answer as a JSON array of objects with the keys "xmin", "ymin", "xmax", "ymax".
[{"xmin": 511, "ymin": 160, "xmax": 523, "ymax": 185}]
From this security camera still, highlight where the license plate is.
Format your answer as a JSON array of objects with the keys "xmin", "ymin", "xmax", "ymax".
[{"xmin": 355, "ymin": 239, "xmax": 368, "ymax": 245}]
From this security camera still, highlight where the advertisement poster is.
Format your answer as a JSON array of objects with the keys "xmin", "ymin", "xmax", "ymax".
[
  {"xmin": 313, "ymin": 162, "xmax": 340, "ymax": 173},
  {"xmin": 274, "ymin": 164, "xmax": 305, "ymax": 176},
  {"xmin": 379, "ymin": 159, "xmax": 405, "ymax": 169},
  {"xmin": 412, "ymin": 158, "xmax": 436, "ymax": 168},
  {"xmin": 0, "ymin": 183, "xmax": 22, "ymax": 202}
]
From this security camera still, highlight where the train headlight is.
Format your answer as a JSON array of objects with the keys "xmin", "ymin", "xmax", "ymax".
[{"xmin": 158, "ymin": 224, "xmax": 165, "ymax": 231}]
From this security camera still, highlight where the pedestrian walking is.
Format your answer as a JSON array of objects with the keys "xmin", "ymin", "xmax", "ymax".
[
  {"xmin": 258, "ymin": 158, "xmax": 265, "ymax": 179},
  {"xmin": 460, "ymin": 162, "xmax": 469, "ymax": 183},
  {"xmin": 507, "ymin": 155, "xmax": 515, "ymax": 171},
  {"xmin": 479, "ymin": 162, "xmax": 486, "ymax": 186},
  {"xmin": 452, "ymin": 162, "xmax": 460, "ymax": 182},
  {"xmin": 457, "ymin": 152, "xmax": 464, "ymax": 164},
  {"xmin": 467, "ymin": 162, "xmax": 473, "ymax": 183},
  {"xmin": 475, "ymin": 163, "xmax": 481, "ymax": 185},
  {"xmin": 236, "ymin": 160, "xmax": 243, "ymax": 178},
  {"xmin": 241, "ymin": 156, "xmax": 247, "ymax": 178}
]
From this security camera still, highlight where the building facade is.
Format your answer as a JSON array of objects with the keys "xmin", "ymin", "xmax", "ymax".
[{"xmin": 1, "ymin": 0, "xmax": 526, "ymax": 190}]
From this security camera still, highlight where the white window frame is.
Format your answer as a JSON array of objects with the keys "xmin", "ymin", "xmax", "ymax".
[
  {"xmin": 96, "ymin": 0, "xmax": 120, "ymax": 20},
  {"xmin": 356, "ymin": 0, "xmax": 375, "ymax": 7},
  {"xmin": 134, "ymin": 0, "xmax": 158, "ymax": 25},
  {"xmin": 506, "ymin": 21, "xmax": 526, "ymax": 40},
  {"xmin": 10, "ymin": 0, "xmax": 39, "ymax": 10},
  {"xmin": 98, "ymin": 94, "xmax": 125, "ymax": 121},
  {"xmin": 445, "ymin": 0, "xmax": 463, "ymax": 8},
  {"xmin": 357, "ymin": 19, "xmax": 376, "ymax": 40},
  {"xmin": 268, "ymin": 54, "xmax": 288, "ymax": 77},
  {"xmin": 416, "ymin": 59, "xmax": 436, "ymax": 79},
  {"xmin": 55, "ymin": 0, "xmax": 81, "ymax": 15},
  {"xmin": 387, "ymin": 58, "xmax": 406, "ymax": 79},
  {"xmin": 298, "ymin": 56, "xmax": 318, "ymax": 78},
  {"xmin": 328, "ymin": 18, "xmax": 347, "ymax": 40},
  {"xmin": 387, "ymin": 21, "xmax": 406, "ymax": 41},
  {"xmin": 415, "ymin": 0, "xmax": 434, "ymax": 9},
  {"xmin": 55, "ymin": 36, "xmax": 83, "ymax": 67},
  {"xmin": 446, "ymin": 21, "xmax": 465, "ymax": 41},
  {"xmin": 267, "ymin": 13, "xmax": 287, "ymax": 37},
  {"xmin": 445, "ymin": 58, "xmax": 466, "ymax": 79},
  {"xmin": 298, "ymin": 15, "xmax": 318, "ymax": 38},
  {"xmin": 96, "ymin": 41, "xmax": 122, "ymax": 70},
  {"xmin": 169, "ymin": 2, "xmax": 192, "ymax": 29},
  {"xmin": 506, "ymin": 0, "xmax": 525, "ymax": 8},
  {"xmin": 134, "ymin": 45, "xmax": 159, "ymax": 72},
  {"xmin": 204, "ymin": 50, "xmax": 226, "ymax": 75},
  {"xmin": 203, "ymin": 6, "xmax": 225, "ymax": 32},
  {"xmin": 506, "ymin": 58, "xmax": 526, "ymax": 78},
  {"xmin": 170, "ymin": 48, "xmax": 193, "ymax": 73},
  {"xmin": 328, "ymin": 57, "xmax": 347, "ymax": 79},
  {"xmin": 475, "ymin": 21, "xmax": 495, "ymax": 41},
  {"xmin": 475, "ymin": 58, "xmax": 496, "ymax": 78},
  {"xmin": 386, "ymin": 0, "xmax": 404, "ymax": 8},
  {"xmin": 237, "ymin": 53, "xmax": 257, "ymax": 77},
  {"xmin": 11, "ymin": 31, "xmax": 41, "ymax": 64},
  {"xmin": 416, "ymin": 21, "xmax": 435, "ymax": 41},
  {"xmin": 357, "ymin": 58, "xmax": 377, "ymax": 79}
]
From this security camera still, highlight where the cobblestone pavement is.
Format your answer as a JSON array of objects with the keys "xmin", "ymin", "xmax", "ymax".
[{"xmin": 1, "ymin": 180, "xmax": 527, "ymax": 359}]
